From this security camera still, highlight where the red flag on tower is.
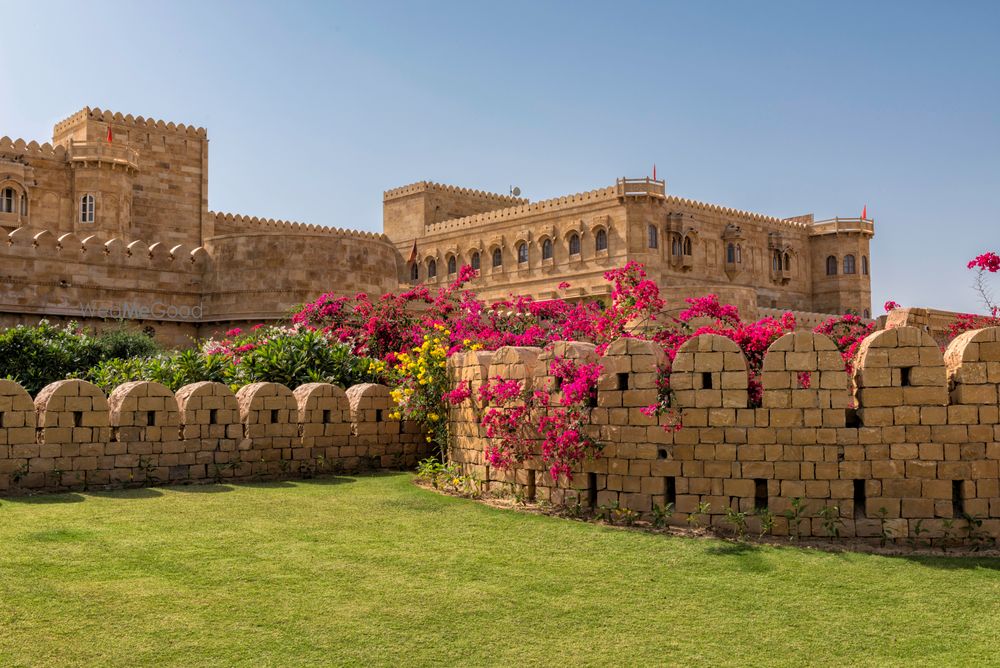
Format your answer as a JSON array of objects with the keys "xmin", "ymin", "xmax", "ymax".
[
  {"xmin": 653, "ymin": 163, "xmax": 657, "ymax": 181},
  {"xmin": 107, "ymin": 125, "xmax": 113, "ymax": 143},
  {"xmin": 861, "ymin": 204, "xmax": 867, "ymax": 220}
]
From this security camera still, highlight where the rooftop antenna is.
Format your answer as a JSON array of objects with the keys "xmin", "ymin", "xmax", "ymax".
[{"xmin": 510, "ymin": 186, "xmax": 521, "ymax": 197}]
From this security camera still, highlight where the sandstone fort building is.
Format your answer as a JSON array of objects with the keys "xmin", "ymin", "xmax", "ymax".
[{"xmin": 0, "ymin": 108, "xmax": 873, "ymax": 344}]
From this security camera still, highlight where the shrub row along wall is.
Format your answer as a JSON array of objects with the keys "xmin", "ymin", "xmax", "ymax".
[
  {"xmin": 0, "ymin": 379, "xmax": 429, "ymax": 494},
  {"xmin": 448, "ymin": 326, "xmax": 1000, "ymax": 542}
]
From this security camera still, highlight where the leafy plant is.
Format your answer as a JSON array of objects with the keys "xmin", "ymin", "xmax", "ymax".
[
  {"xmin": 784, "ymin": 497, "xmax": 807, "ymax": 541},
  {"xmin": 724, "ymin": 506, "xmax": 749, "ymax": 540},
  {"xmin": 686, "ymin": 501, "xmax": 711, "ymax": 529},
  {"xmin": 817, "ymin": 505, "xmax": 843, "ymax": 539},
  {"xmin": 612, "ymin": 506, "xmax": 639, "ymax": 527},
  {"xmin": 651, "ymin": 502, "xmax": 674, "ymax": 529},
  {"xmin": 755, "ymin": 507, "xmax": 775, "ymax": 539},
  {"xmin": 876, "ymin": 507, "xmax": 891, "ymax": 547}
]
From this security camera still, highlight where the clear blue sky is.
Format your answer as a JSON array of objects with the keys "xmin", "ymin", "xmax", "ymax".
[{"xmin": 2, "ymin": 1, "xmax": 997, "ymax": 313}]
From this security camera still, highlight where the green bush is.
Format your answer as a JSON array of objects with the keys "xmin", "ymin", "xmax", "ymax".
[
  {"xmin": 87, "ymin": 329, "xmax": 378, "ymax": 392},
  {"xmin": 0, "ymin": 321, "xmax": 160, "ymax": 395}
]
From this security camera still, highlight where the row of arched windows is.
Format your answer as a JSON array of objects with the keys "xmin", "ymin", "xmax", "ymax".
[
  {"xmin": 826, "ymin": 254, "xmax": 869, "ymax": 276},
  {"xmin": 648, "ymin": 225, "xmax": 693, "ymax": 257},
  {"xmin": 409, "ymin": 229, "xmax": 610, "ymax": 281},
  {"xmin": 0, "ymin": 189, "xmax": 96, "ymax": 223}
]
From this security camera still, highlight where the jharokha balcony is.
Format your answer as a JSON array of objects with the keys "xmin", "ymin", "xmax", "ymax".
[
  {"xmin": 810, "ymin": 217, "xmax": 875, "ymax": 237},
  {"xmin": 67, "ymin": 139, "xmax": 140, "ymax": 172},
  {"xmin": 615, "ymin": 177, "xmax": 666, "ymax": 198}
]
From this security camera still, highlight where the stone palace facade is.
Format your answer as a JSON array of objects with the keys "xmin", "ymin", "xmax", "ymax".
[{"xmin": 0, "ymin": 107, "xmax": 873, "ymax": 345}]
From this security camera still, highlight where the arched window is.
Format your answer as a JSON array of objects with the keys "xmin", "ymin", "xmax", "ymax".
[
  {"xmin": 447, "ymin": 256, "xmax": 457, "ymax": 275},
  {"xmin": 683, "ymin": 237, "xmax": 692, "ymax": 256},
  {"xmin": 784, "ymin": 252, "xmax": 791, "ymax": 271},
  {"xmin": 861, "ymin": 255, "xmax": 869, "ymax": 275},
  {"xmin": 471, "ymin": 252, "xmax": 480, "ymax": 271},
  {"xmin": 80, "ymin": 194, "xmax": 95, "ymax": 223},
  {"xmin": 736, "ymin": 244, "xmax": 742, "ymax": 263},
  {"xmin": 726, "ymin": 243, "xmax": 736, "ymax": 263},
  {"xmin": 595, "ymin": 229, "xmax": 608, "ymax": 252},
  {"xmin": 516, "ymin": 242, "xmax": 528, "ymax": 264},
  {"xmin": 648, "ymin": 225, "xmax": 658, "ymax": 249},
  {"xmin": 826, "ymin": 255, "xmax": 837, "ymax": 275},
  {"xmin": 492, "ymin": 248, "xmax": 502, "ymax": 268},
  {"xmin": 863, "ymin": 309, "xmax": 870, "ymax": 319},
  {"xmin": 671, "ymin": 235, "xmax": 682, "ymax": 257},
  {"xmin": 0, "ymin": 188, "xmax": 14, "ymax": 214},
  {"xmin": 569, "ymin": 233, "xmax": 581, "ymax": 256},
  {"xmin": 427, "ymin": 259, "xmax": 437, "ymax": 279},
  {"xmin": 542, "ymin": 238, "xmax": 553, "ymax": 260},
  {"xmin": 410, "ymin": 263, "xmax": 419, "ymax": 281},
  {"xmin": 772, "ymin": 251, "xmax": 781, "ymax": 271},
  {"xmin": 843, "ymin": 254, "xmax": 856, "ymax": 274}
]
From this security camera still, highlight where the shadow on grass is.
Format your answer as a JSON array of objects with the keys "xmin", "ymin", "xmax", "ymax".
[
  {"xmin": 168, "ymin": 483, "xmax": 234, "ymax": 494},
  {"xmin": 897, "ymin": 554, "xmax": 1000, "ymax": 571},
  {"xmin": 704, "ymin": 540, "xmax": 773, "ymax": 573},
  {"xmin": 87, "ymin": 487, "xmax": 164, "ymax": 500},
  {"xmin": 3, "ymin": 493, "xmax": 85, "ymax": 504}
]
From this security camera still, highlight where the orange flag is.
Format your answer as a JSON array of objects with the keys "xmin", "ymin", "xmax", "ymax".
[
  {"xmin": 653, "ymin": 163, "xmax": 657, "ymax": 180},
  {"xmin": 861, "ymin": 205, "xmax": 867, "ymax": 220}
]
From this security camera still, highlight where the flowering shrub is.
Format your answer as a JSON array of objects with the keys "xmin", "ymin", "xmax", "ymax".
[
  {"xmin": 477, "ymin": 357, "xmax": 602, "ymax": 480},
  {"xmin": 949, "ymin": 252, "xmax": 1000, "ymax": 338},
  {"xmin": 388, "ymin": 325, "xmax": 452, "ymax": 450},
  {"xmin": 883, "ymin": 300, "xmax": 900, "ymax": 312},
  {"xmin": 813, "ymin": 313, "xmax": 876, "ymax": 374}
]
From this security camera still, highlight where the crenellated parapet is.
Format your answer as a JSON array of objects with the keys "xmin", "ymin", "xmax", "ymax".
[
  {"xmin": 209, "ymin": 211, "xmax": 388, "ymax": 240},
  {"xmin": 3, "ymin": 225, "xmax": 207, "ymax": 270},
  {"xmin": 0, "ymin": 380, "xmax": 429, "ymax": 495},
  {"xmin": 53, "ymin": 107, "xmax": 207, "ymax": 140},
  {"xmin": 447, "ymin": 326, "xmax": 1000, "ymax": 543}
]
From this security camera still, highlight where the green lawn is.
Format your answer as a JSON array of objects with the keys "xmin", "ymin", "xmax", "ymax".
[{"xmin": 1, "ymin": 474, "xmax": 998, "ymax": 667}]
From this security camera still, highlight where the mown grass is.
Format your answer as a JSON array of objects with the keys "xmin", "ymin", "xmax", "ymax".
[{"xmin": 0, "ymin": 473, "xmax": 998, "ymax": 667}]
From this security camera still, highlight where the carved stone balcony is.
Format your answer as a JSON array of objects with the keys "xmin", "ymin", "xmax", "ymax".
[
  {"xmin": 810, "ymin": 217, "xmax": 874, "ymax": 237},
  {"xmin": 67, "ymin": 140, "xmax": 140, "ymax": 173},
  {"xmin": 616, "ymin": 177, "xmax": 665, "ymax": 199}
]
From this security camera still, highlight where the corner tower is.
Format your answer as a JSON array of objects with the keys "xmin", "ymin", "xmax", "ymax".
[
  {"xmin": 808, "ymin": 217, "xmax": 874, "ymax": 317},
  {"xmin": 52, "ymin": 108, "xmax": 209, "ymax": 247}
]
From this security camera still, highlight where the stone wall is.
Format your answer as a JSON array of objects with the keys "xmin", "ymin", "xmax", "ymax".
[
  {"xmin": 0, "ymin": 379, "xmax": 428, "ymax": 495},
  {"xmin": 448, "ymin": 326, "xmax": 1000, "ymax": 543}
]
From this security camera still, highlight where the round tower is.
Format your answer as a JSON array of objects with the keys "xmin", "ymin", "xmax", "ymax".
[{"xmin": 808, "ymin": 217, "xmax": 874, "ymax": 317}]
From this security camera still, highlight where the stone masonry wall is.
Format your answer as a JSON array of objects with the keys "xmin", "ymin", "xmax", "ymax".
[
  {"xmin": 0, "ymin": 379, "xmax": 428, "ymax": 495},
  {"xmin": 448, "ymin": 326, "xmax": 1000, "ymax": 542}
]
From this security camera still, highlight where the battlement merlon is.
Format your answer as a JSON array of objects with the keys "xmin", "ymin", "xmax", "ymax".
[
  {"xmin": 383, "ymin": 181, "xmax": 528, "ymax": 205},
  {"xmin": 52, "ymin": 107, "xmax": 208, "ymax": 146}
]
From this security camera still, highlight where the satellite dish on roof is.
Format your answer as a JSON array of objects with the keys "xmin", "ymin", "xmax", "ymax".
[{"xmin": 510, "ymin": 186, "xmax": 521, "ymax": 197}]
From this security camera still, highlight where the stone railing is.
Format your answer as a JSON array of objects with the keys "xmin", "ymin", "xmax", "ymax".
[
  {"xmin": 447, "ymin": 326, "xmax": 1000, "ymax": 545},
  {"xmin": 615, "ymin": 177, "xmax": 666, "ymax": 198},
  {"xmin": 810, "ymin": 217, "xmax": 875, "ymax": 236},
  {"xmin": 67, "ymin": 139, "xmax": 140, "ymax": 171},
  {"xmin": 0, "ymin": 379, "xmax": 429, "ymax": 495}
]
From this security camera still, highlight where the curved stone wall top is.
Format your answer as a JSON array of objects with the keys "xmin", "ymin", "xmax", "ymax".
[
  {"xmin": 944, "ymin": 327, "xmax": 1000, "ymax": 405},
  {"xmin": 670, "ymin": 335, "xmax": 749, "ymax": 408},
  {"xmin": 854, "ymin": 326, "xmax": 947, "ymax": 408},
  {"xmin": 761, "ymin": 331, "xmax": 849, "ymax": 409}
]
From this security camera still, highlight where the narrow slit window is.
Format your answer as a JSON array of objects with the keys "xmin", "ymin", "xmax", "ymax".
[
  {"xmin": 322, "ymin": 409, "xmax": 331, "ymax": 424},
  {"xmin": 701, "ymin": 372, "xmax": 714, "ymax": 390},
  {"xmin": 526, "ymin": 469, "xmax": 536, "ymax": 501},
  {"xmin": 900, "ymin": 367, "xmax": 913, "ymax": 387},
  {"xmin": 209, "ymin": 408, "xmax": 218, "ymax": 424},
  {"xmin": 853, "ymin": 479, "xmax": 867, "ymax": 518},
  {"xmin": 375, "ymin": 409, "xmax": 384, "ymax": 422},
  {"xmin": 146, "ymin": 410, "xmax": 156, "ymax": 426},
  {"xmin": 754, "ymin": 479, "xmax": 768, "ymax": 510},
  {"xmin": 587, "ymin": 472, "xmax": 598, "ymax": 508},
  {"xmin": 952, "ymin": 480, "xmax": 965, "ymax": 516},
  {"xmin": 664, "ymin": 476, "xmax": 676, "ymax": 505},
  {"xmin": 270, "ymin": 409, "xmax": 279, "ymax": 423},
  {"xmin": 73, "ymin": 411, "xmax": 83, "ymax": 427}
]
